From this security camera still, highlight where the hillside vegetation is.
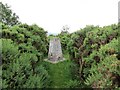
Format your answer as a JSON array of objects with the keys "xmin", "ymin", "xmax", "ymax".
[
  {"xmin": 60, "ymin": 24, "xmax": 120, "ymax": 88},
  {"xmin": 1, "ymin": 22, "xmax": 120, "ymax": 89},
  {"xmin": 1, "ymin": 2, "xmax": 120, "ymax": 89}
]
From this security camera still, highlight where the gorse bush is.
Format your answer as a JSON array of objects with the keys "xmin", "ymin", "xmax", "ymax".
[
  {"xmin": 2, "ymin": 23, "xmax": 50, "ymax": 88},
  {"xmin": 1, "ymin": 2, "xmax": 120, "ymax": 88},
  {"xmin": 1, "ymin": 22, "xmax": 120, "ymax": 89},
  {"xmin": 2, "ymin": 23, "xmax": 48, "ymax": 55},
  {"xmin": 66, "ymin": 24, "xmax": 120, "ymax": 89},
  {"xmin": 57, "ymin": 31, "xmax": 71, "ymax": 54},
  {"xmin": 85, "ymin": 55, "xmax": 120, "ymax": 88},
  {"xmin": 84, "ymin": 38, "xmax": 120, "ymax": 88}
]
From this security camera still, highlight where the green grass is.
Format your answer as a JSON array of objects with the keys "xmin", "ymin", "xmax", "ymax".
[{"xmin": 42, "ymin": 54, "xmax": 78, "ymax": 88}]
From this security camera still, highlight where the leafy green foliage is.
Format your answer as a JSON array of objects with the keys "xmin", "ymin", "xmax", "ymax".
[
  {"xmin": 85, "ymin": 56, "xmax": 120, "ymax": 88},
  {"xmin": 2, "ymin": 23, "xmax": 48, "ymax": 56},
  {"xmin": 84, "ymin": 39, "xmax": 120, "ymax": 88},
  {"xmin": 65, "ymin": 79, "xmax": 80, "ymax": 88},
  {"xmin": 57, "ymin": 31, "xmax": 71, "ymax": 54},
  {"xmin": 1, "ymin": 2, "xmax": 120, "ymax": 88},
  {"xmin": 0, "ymin": 2, "xmax": 20, "ymax": 26},
  {"xmin": 2, "ymin": 23, "xmax": 50, "ymax": 88},
  {"xmin": 67, "ymin": 24, "xmax": 120, "ymax": 88}
]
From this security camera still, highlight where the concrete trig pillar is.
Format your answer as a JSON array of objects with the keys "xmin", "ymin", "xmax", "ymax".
[{"xmin": 48, "ymin": 37, "xmax": 63, "ymax": 62}]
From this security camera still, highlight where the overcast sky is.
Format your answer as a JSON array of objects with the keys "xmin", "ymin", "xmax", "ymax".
[{"xmin": 2, "ymin": 0, "xmax": 119, "ymax": 34}]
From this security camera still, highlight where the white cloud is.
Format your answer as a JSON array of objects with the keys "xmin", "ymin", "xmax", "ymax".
[{"xmin": 1, "ymin": 0, "xmax": 119, "ymax": 34}]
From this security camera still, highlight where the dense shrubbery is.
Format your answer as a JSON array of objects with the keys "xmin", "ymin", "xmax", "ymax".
[
  {"xmin": 57, "ymin": 31, "xmax": 71, "ymax": 54},
  {"xmin": 1, "ymin": 22, "xmax": 120, "ymax": 89},
  {"xmin": 1, "ymin": 23, "xmax": 50, "ymax": 88},
  {"xmin": 1, "ymin": 2, "xmax": 120, "ymax": 89},
  {"xmin": 66, "ymin": 24, "xmax": 120, "ymax": 89}
]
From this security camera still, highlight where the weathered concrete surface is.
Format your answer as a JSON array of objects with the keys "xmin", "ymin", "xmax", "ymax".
[{"xmin": 48, "ymin": 37, "xmax": 63, "ymax": 62}]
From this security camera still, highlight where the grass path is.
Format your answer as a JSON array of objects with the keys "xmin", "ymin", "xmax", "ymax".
[{"xmin": 42, "ymin": 54, "xmax": 76, "ymax": 88}]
